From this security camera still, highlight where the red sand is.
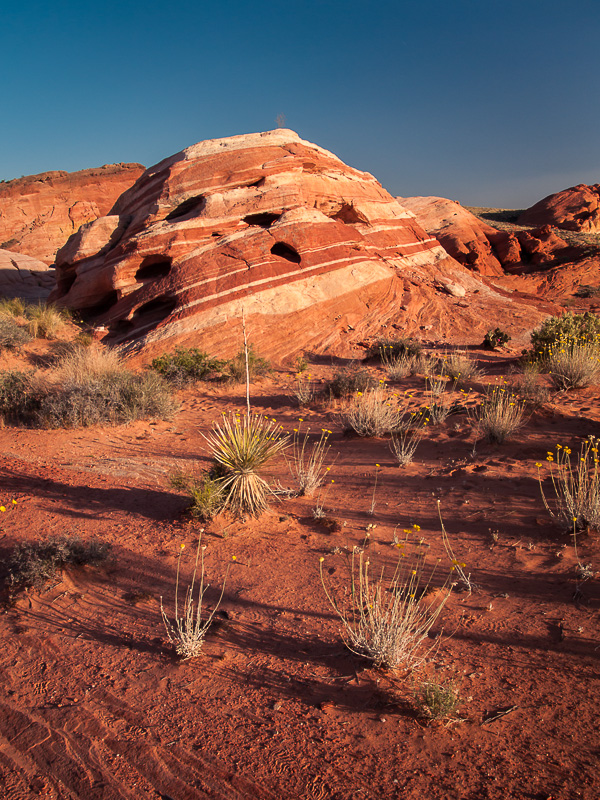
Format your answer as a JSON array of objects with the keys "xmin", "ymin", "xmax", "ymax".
[{"xmin": 0, "ymin": 349, "xmax": 599, "ymax": 800}]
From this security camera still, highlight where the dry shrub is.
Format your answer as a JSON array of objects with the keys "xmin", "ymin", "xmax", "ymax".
[
  {"xmin": 513, "ymin": 362, "xmax": 550, "ymax": 405},
  {"xmin": 381, "ymin": 350, "xmax": 419, "ymax": 380},
  {"xmin": 440, "ymin": 350, "xmax": 482, "ymax": 383},
  {"xmin": 474, "ymin": 385, "xmax": 525, "ymax": 444},
  {"xmin": 320, "ymin": 543, "xmax": 450, "ymax": 671},
  {"xmin": 160, "ymin": 538, "xmax": 228, "ymax": 660},
  {"xmin": 0, "ymin": 316, "xmax": 32, "ymax": 350},
  {"xmin": 537, "ymin": 438, "xmax": 600, "ymax": 531},
  {"xmin": 202, "ymin": 413, "xmax": 290, "ymax": 517},
  {"xmin": 343, "ymin": 385, "xmax": 401, "ymax": 437},
  {"xmin": 0, "ymin": 346, "xmax": 176, "ymax": 428},
  {"xmin": 547, "ymin": 341, "xmax": 600, "ymax": 390},
  {"xmin": 7, "ymin": 535, "xmax": 111, "ymax": 591},
  {"xmin": 291, "ymin": 374, "xmax": 317, "ymax": 407},
  {"xmin": 287, "ymin": 427, "xmax": 332, "ymax": 496},
  {"xmin": 389, "ymin": 410, "xmax": 424, "ymax": 466}
]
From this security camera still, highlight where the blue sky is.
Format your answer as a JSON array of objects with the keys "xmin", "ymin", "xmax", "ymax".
[{"xmin": 2, "ymin": 0, "xmax": 598, "ymax": 206}]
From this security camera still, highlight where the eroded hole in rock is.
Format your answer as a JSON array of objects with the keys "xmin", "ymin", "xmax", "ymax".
[
  {"xmin": 135, "ymin": 256, "xmax": 172, "ymax": 282},
  {"xmin": 131, "ymin": 295, "xmax": 177, "ymax": 328},
  {"xmin": 83, "ymin": 290, "xmax": 119, "ymax": 318},
  {"xmin": 166, "ymin": 195, "xmax": 205, "ymax": 221},
  {"xmin": 109, "ymin": 319, "xmax": 134, "ymax": 335},
  {"xmin": 270, "ymin": 242, "xmax": 301, "ymax": 264},
  {"xmin": 243, "ymin": 212, "xmax": 281, "ymax": 228},
  {"xmin": 331, "ymin": 203, "xmax": 368, "ymax": 225},
  {"xmin": 249, "ymin": 177, "xmax": 266, "ymax": 188}
]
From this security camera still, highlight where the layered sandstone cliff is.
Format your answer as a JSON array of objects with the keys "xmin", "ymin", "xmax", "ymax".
[
  {"xmin": 50, "ymin": 130, "xmax": 549, "ymax": 358},
  {"xmin": 0, "ymin": 163, "xmax": 145, "ymax": 265}
]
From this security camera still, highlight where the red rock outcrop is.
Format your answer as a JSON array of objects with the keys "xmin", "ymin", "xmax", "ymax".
[
  {"xmin": 0, "ymin": 163, "xmax": 145, "ymax": 265},
  {"xmin": 400, "ymin": 196, "xmax": 580, "ymax": 274},
  {"xmin": 50, "ymin": 131, "xmax": 551, "ymax": 358},
  {"xmin": 0, "ymin": 249, "xmax": 55, "ymax": 301},
  {"xmin": 518, "ymin": 184, "xmax": 600, "ymax": 232}
]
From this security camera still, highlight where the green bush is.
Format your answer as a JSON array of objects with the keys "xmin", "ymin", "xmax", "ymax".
[
  {"xmin": 170, "ymin": 471, "xmax": 225, "ymax": 520},
  {"xmin": 150, "ymin": 348, "xmax": 225, "ymax": 386},
  {"xmin": 366, "ymin": 336, "xmax": 422, "ymax": 360},
  {"xmin": 325, "ymin": 365, "xmax": 376, "ymax": 398},
  {"xmin": 483, "ymin": 328, "xmax": 511, "ymax": 350},
  {"xmin": 224, "ymin": 345, "xmax": 271, "ymax": 383},
  {"xmin": 7, "ymin": 536, "xmax": 111, "ymax": 591},
  {"xmin": 530, "ymin": 312, "xmax": 600, "ymax": 357}
]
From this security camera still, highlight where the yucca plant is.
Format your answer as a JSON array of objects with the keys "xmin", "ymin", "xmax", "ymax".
[{"xmin": 202, "ymin": 412, "xmax": 290, "ymax": 516}]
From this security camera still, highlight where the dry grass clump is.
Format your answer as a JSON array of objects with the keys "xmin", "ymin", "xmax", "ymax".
[
  {"xmin": 546, "ymin": 340, "xmax": 600, "ymax": 390},
  {"xmin": 320, "ymin": 542, "xmax": 450, "ymax": 671},
  {"xmin": 286, "ymin": 426, "xmax": 332, "ymax": 496},
  {"xmin": 537, "ymin": 438, "xmax": 600, "ymax": 531},
  {"xmin": 7, "ymin": 535, "xmax": 111, "ymax": 591},
  {"xmin": 421, "ymin": 374, "xmax": 453, "ymax": 425},
  {"xmin": 343, "ymin": 385, "xmax": 402, "ymax": 437},
  {"xmin": 291, "ymin": 373, "xmax": 317, "ymax": 407},
  {"xmin": 439, "ymin": 350, "xmax": 482, "ymax": 383},
  {"xmin": 160, "ymin": 538, "xmax": 228, "ymax": 660},
  {"xmin": 367, "ymin": 336, "xmax": 422, "ymax": 361},
  {"xmin": 25, "ymin": 304, "xmax": 70, "ymax": 339},
  {"xmin": 474, "ymin": 385, "xmax": 525, "ymax": 444},
  {"xmin": 381, "ymin": 349, "xmax": 420, "ymax": 380},
  {"xmin": 202, "ymin": 412, "xmax": 290, "ymax": 517},
  {"xmin": 389, "ymin": 410, "xmax": 424, "ymax": 465},
  {"xmin": 512, "ymin": 362, "xmax": 550, "ymax": 405}
]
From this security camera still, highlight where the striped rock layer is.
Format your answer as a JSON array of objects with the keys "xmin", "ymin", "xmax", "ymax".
[
  {"xmin": 0, "ymin": 163, "xmax": 145, "ymax": 265},
  {"xmin": 51, "ymin": 130, "xmax": 549, "ymax": 358}
]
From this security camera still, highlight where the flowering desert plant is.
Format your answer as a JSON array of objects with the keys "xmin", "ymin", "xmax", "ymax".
[
  {"xmin": 286, "ymin": 424, "xmax": 332, "ymax": 496},
  {"xmin": 474, "ymin": 384, "xmax": 525, "ymax": 444},
  {"xmin": 319, "ymin": 542, "xmax": 450, "ymax": 671},
  {"xmin": 536, "ymin": 438, "xmax": 600, "ymax": 531},
  {"xmin": 343, "ymin": 384, "xmax": 401, "ymax": 437},
  {"xmin": 202, "ymin": 412, "xmax": 290, "ymax": 516},
  {"xmin": 546, "ymin": 338, "xmax": 600, "ymax": 390},
  {"xmin": 160, "ymin": 538, "xmax": 228, "ymax": 659}
]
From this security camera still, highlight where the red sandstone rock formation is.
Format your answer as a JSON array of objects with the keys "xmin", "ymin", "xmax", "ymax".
[
  {"xmin": 518, "ymin": 184, "xmax": 600, "ymax": 232},
  {"xmin": 0, "ymin": 249, "xmax": 55, "ymax": 301},
  {"xmin": 400, "ymin": 196, "xmax": 579, "ymax": 274},
  {"xmin": 0, "ymin": 163, "xmax": 145, "ymax": 265},
  {"xmin": 50, "ymin": 131, "xmax": 550, "ymax": 358}
]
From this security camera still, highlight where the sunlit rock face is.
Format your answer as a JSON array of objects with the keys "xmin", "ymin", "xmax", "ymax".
[
  {"xmin": 0, "ymin": 163, "xmax": 145, "ymax": 265},
  {"xmin": 519, "ymin": 184, "xmax": 600, "ymax": 233},
  {"xmin": 50, "ymin": 130, "xmax": 548, "ymax": 358}
]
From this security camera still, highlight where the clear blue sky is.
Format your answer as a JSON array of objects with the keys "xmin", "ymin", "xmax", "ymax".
[{"xmin": 2, "ymin": 0, "xmax": 599, "ymax": 207}]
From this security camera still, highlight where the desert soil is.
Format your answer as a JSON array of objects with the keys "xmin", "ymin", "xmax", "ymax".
[{"xmin": 0, "ymin": 343, "xmax": 599, "ymax": 800}]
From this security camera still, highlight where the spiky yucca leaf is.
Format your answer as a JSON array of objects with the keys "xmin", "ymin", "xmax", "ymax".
[{"xmin": 203, "ymin": 413, "xmax": 290, "ymax": 516}]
